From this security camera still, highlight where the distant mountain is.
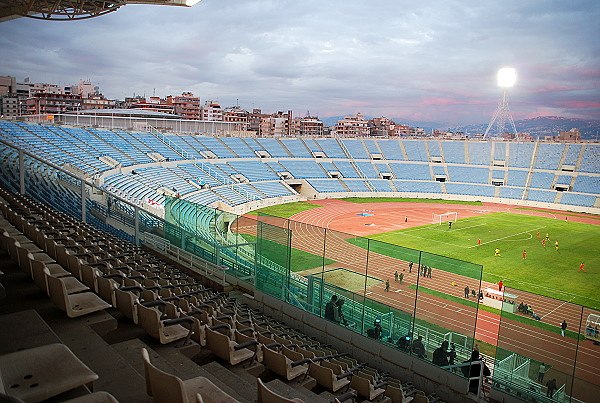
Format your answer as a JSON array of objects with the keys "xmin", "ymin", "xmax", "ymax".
[{"xmin": 450, "ymin": 116, "xmax": 600, "ymax": 139}]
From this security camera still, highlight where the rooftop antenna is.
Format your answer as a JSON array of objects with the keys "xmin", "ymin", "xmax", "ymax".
[{"xmin": 483, "ymin": 67, "xmax": 518, "ymax": 139}]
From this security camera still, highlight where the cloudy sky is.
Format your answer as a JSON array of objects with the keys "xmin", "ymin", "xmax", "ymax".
[{"xmin": 1, "ymin": 0, "xmax": 599, "ymax": 125}]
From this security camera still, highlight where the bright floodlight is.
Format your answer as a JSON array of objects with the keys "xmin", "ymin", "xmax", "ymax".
[{"xmin": 497, "ymin": 67, "xmax": 517, "ymax": 88}]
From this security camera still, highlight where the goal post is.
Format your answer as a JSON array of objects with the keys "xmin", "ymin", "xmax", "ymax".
[{"xmin": 432, "ymin": 212, "xmax": 458, "ymax": 224}]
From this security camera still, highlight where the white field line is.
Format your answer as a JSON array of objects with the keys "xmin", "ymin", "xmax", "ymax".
[
  {"xmin": 465, "ymin": 226, "xmax": 546, "ymax": 249},
  {"xmin": 540, "ymin": 296, "xmax": 576, "ymax": 320}
]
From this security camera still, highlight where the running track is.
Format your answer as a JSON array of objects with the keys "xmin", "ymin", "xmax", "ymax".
[{"xmin": 240, "ymin": 200, "xmax": 600, "ymax": 401}]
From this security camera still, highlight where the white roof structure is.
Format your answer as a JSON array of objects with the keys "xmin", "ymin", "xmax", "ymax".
[{"xmin": 0, "ymin": 0, "xmax": 202, "ymax": 22}]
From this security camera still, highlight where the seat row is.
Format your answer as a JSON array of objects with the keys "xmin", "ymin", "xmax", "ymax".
[{"xmin": 0, "ymin": 187, "xmax": 440, "ymax": 403}]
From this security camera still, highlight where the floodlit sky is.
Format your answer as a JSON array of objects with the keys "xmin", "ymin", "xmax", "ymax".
[{"xmin": 1, "ymin": 0, "xmax": 599, "ymax": 125}]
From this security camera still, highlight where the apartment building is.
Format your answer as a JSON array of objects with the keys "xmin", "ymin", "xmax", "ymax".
[
  {"xmin": 334, "ymin": 113, "xmax": 369, "ymax": 137},
  {"xmin": 167, "ymin": 92, "xmax": 200, "ymax": 120}
]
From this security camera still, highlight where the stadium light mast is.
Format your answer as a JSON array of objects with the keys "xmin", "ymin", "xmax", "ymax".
[{"xmin": 483, "ymin": 67, "xmax": 518, "ymax": 139}]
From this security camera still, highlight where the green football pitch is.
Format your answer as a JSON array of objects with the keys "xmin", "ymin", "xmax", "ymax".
[{"xmin": 359, "ymin": 212, "xmax": 600, "ymax": 309}]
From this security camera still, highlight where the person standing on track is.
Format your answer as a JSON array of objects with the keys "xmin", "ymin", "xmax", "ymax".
[
  {"xmin": 560, "ymin": 320, "xmax": 567, "ymax": 337},
  {"xmin": 464, "ymin": 285, "xmax": 470, "ymax": 298},
  {"xmin": 498, "ymin": 280, "xmax": 503, "ymax": 291},
  {"xmin": 394, "ymin": 271, "xmax": 399, "ymax": 282},
  {"xmin": 409, "ymin": 261, "xmax": 413, "ymax": 273},
  {"xmin": 405, "ymin": 216, "xmax": 408, "ymax": 222},
  {"xmin": 385, "ymin": 279, "xmax": 390, "ymax": 292},
  {"xmin": 399, "ymin": 272, "xmax": 404, "ymax": 284}
]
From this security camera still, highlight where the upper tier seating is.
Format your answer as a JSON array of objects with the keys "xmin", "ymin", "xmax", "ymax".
[{"xmin": 1, "ymin": 120, "xmax": 598, "ymax": 211}]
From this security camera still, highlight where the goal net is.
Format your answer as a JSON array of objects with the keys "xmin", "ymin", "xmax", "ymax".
[{"xmin": 432, "ymin": 212, "xmax": 458, "ymax": 224}]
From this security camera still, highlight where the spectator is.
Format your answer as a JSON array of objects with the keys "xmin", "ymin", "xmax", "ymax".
[
  {"xmin": 397, "ymin": 332, "xmax": 412, "ymax": 352},
  {"xmin": 432, "ymin": 340, "xmax": 450, "ymax": 366},
  {"xmin": 324, "ymin": 295, "xmax": 338, "ymax": 322},
  {"xmin": 461, "ymin": 349, "xmax": 491, "ymax": 395},
  {"xmin": 411, "ymin": 335, "xmax": 427, "ymax": 359},
  {"xmin": 538, "ymin": 362, "xmax": 547, "ymax": 383},
  {"xmin": 546, "ymin": 378, "xmax": 557, "ymax": 398},
  {"xmin": 336, "ymin": 298, "xmax": 348, "ymax": 326},
  {"xmin": 448, "ymin": 343, "xmax": 457, "ymax": 367}
]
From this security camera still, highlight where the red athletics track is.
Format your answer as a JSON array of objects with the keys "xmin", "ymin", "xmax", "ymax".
[{"xmin": 241, "ymin": 200, "xmax": 600, "ymax": 401}]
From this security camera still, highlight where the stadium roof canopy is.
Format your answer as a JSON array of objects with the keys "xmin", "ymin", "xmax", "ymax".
[{"xmin": 0, "ymin": 0, "xmax": 202, "ymax": 22}]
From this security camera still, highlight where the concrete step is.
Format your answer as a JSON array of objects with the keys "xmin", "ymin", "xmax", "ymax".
[
  {"xmin": 200, "ymin": 361, "xmax": 256, "ymax": 403},
  {"xmin": 262, "ymin": 378, "xmax": 330, "ymax": 403},
  {"xmin": 47, "ymin": 312, "xmax": 150, "ymax": 403}
]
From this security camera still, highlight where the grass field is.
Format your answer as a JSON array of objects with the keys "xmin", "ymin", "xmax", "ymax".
[
  {"xmin": 249, "ymin": 201, "xmax": 322, "ymax": 218},
  {"xmin": 240, "ymin": 233, "xmax": 335, "ymax": 272},
  {"xmin": 358, "ymin": 212, "xmax": 600, "ymax": 308}
]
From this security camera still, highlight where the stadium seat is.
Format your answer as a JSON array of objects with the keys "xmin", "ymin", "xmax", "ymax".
[
  {"xmin": 308, "ymin": 361, "xmax": 352, "ymax": 392},
  {"xmin": 137, "ymin": 302, "xmax": 194, "ymax": 346},
  {"xmin": 205, "ymin": 324, "xmax": 258, "ymax": 366},
  {"xmin": 261, "ymin": 344, "xmax": 309, "ymax": 382},
  {"xmin": 141, "ymin": 347, "xmax": 240, "ymax": 403},
  {"xmin": 46, "ymin": 274, "xmax": 111, "ymax": 318},
  {"xmin": 0, "ymin": 343, "xmax": 98, "ymax": 403}
]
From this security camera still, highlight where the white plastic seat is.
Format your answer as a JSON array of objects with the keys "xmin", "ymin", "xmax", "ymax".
[
  {"xmin": 46, "ymin": 274, "xmax": 111, "ymax": 318},
  {"xmin": 0, "ymin": 343, "xmax": 98, "ymax": 403},
  {"xmin": 141, "ymin": 348, "xmax": 240, "ymax": 403}
]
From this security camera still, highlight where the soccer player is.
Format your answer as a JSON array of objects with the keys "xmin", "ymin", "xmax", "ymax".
[
  {"xmin": 579, "ymin": 263, "xmax": 586, "ymax": 272},
  {"xmin": 494, "ymin": 248, "xmax": 501, "ymax": 257},
  {"xmin": 542, "ymin": 238, "xmax": 547, "ymax": 248},
  {"xmin": 477, "ymin": 238, "xmax": 481, "ymax": 245},
  {"xmin": 522, "ymin": 250, "xmax": 527, "ymax": 259},
  {"xmin": 448, "ymin": 221, "xmax": 453, "ymax": 229},
  {"xmin": 536, "ymin": 232, "xmax": 540, "ymax": 239},
  {"xmin": 545, "ymin": 233, "xmax": 550, "ymax": 241},
  {"xmin": 555, "ymin": 240, "xmax": 559, "ymax": 251}
]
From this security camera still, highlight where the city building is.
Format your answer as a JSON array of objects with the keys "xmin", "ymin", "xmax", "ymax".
[
  {"xmin": 128, "ymin": 96, "xmax": 175, "ymax": 115},
  {"xmin": 200, "ymin": 100, "xmax": 223, "ymax": 121},
  {"xmin": 25, "ymin": 92, "xmax": 82, "ymax": 115},
  {"xmin": 223, "ymin": 106, "xmax": 249, "ymax": 130},
  {"xmin": 558, "ymin": 128, "xmax": 582, "ymax": 142},
  {"xmin": 290, "ymin": 115, "xmax": 324, "ymax": 137},
  {"xmin": 259, "ymin": 111, "xmax": 292, "ymax": 136},
  {"xmin": 334, "ymin": 113, "xmax": 369, "ymax": 137},
  {"xmin": 167, "ymin": 92, "xmax": 200, "ymax": 120}
]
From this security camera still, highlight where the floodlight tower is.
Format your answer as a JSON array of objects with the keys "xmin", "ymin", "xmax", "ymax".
[{"xmin": 483, "ymin": 67, "xmax": 518, "ymax": 139}]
